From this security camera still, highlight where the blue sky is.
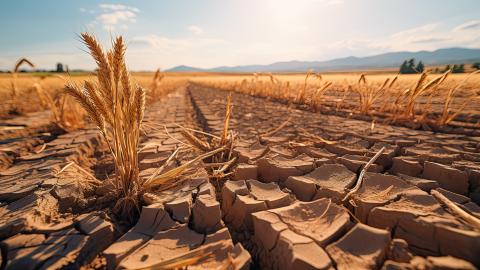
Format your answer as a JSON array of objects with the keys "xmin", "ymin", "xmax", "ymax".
[{"xmin": 1, "ymin": 0, "xmax": 479, "ymax": 70}]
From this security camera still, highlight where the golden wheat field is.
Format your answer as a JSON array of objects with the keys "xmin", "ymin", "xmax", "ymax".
[{"xmin": 1, "ymin": 1, "xmax": 480, "ymax": 270}]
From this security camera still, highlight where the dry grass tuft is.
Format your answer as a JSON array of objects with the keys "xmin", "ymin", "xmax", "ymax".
[
  {"xmin": 149, "ymin": 68, "xmax": 165, "ymax": 101},
  {"xmin": 33, "ymin": 82, "xmax": 86, "ymax": 131},
  {"xmin": 66, "ymin": 33, "xmax": 221, "ymax": 222},
  {"xmin": 436, "ymin": 70, "xmax": 480, "ymax": 125},
  {"xmin": 7, "ymin": 58, "xmax": 35, "ymax": 113},
  {"xmin": 179, "ymin": 94, "xmax": 237, "ymax": 187},
  {"xmin": 354, "ymin": 74, "xmax": 394, "ymax": 115},
  {"xmin": 65, "ymin": 33, "xmax": 145, "ymax": 219}
]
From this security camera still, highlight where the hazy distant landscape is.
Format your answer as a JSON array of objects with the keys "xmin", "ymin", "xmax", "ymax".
[{"xmin": 167, "ymin": 47, "xmax": 480, "ymax": 72}]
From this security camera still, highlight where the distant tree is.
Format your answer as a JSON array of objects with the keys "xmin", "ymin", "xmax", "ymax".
[
  {"xmin": 452, "ymin": 64, "xmax": 465, "ymax": 73},
  {"xmin": 399, "ymin": 58, "xmax": 419, "ymax": 74},
  {"xmin": 472, "ymin": 62, "xmax": 480, "ymax": 70},
  {"xmin": 416, "ymin": 61, "xmax": 425, "ymax": 73},
  {"xmin": 56, "ymin": 63, "xmax": 64, "ymax": 73},
  {"xmin": 408, "ymin": 58, "xmax": 415, "ymax": 71},
  {"xmin": 399, "ymin": 61, "xmax": 409, "ymax": 74}
]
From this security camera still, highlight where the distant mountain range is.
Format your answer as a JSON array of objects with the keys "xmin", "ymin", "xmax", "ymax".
[{"xmin": 166, "ymin": 47, "xmax": 480, "ymax": 73}]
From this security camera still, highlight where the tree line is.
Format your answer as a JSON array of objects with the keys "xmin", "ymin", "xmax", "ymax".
[{"xmin": 399, "ymin": 58, "xmax": 480, "ymax": 74}]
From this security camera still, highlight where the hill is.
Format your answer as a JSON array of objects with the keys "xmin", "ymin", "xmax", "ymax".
[{"xmin": 166, "ymin": 47, "xmax": 480, "ymax": 73}]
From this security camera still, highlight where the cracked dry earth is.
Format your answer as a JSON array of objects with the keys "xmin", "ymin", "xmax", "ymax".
[{"xmin": 0, "ymin": 84, "xmax": 479, "ymax": 270}]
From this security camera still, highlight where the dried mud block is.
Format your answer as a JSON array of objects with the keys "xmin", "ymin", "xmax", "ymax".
[
  {"xmin": 235, "ymin": 144, "xmax": 268, "ymax": 163},
  {"xmin": 296, "ymin": 146, "xmax": 337, "ymax": 160},
  {"xmin": 396, "ymin": 173, "xmax": 439, "ymax": 192},
  {"xmin": 257, "ymin": 154, "xmax": 315, "ymax": 183},
  {"xmin": 233, "ymin": 163, "xmax": 258, "ymax": 180},
  {"xmin": 435, "ymin": 225, "xmax": 480, "ymax": 265},
  {"xmin": 0, "ymin": 192, "xmax": 73, "ymax": 239},
  {"xmin": 391, "ymin": 157, "xmax": 423, "ymax": 177},
  {"xmin": 5, "ymin": 215, "xmax": 114, "ymax": 270},
  {"xmin": 286, "ymin": 164, "xmax": 356, "ymax": 202},
  {"xmin": 0, "ymin": 155, "xmax": 89, "ymax": 204},
  {"xmin": 369, "ymin": 143, "xmax": 399, "ymax": 168},
  {"xmin": 139, "ymin": 151, "xmax": 171, "ymax": 170},
  {"xmin": 165, "ymin": 195, "xmax": 192, "ymax": 223},
  {"xmin": 5, "ymin": 232, "xmax": 87, "ymax": 270},
  {"xmin": 425, "ymin": 256, "xmax": 476, "ymax": 270},
  {"xmin": 285, "ymin": 174, "xmax": 317, "ymax": 201},
  {"xmin": 387, "ymin": 238, "xmax": 413, "ymax": 263},
  {"xmin": 221, "ymin": 180, "xmax": 249, "ymax": 214},
  {"xmin": 269, "ymin": 145, "xmax": 298, "ymax": 158},
  {"xmin": 406, "ymin": 255, "xmax": 477, "ymax": 270},
  {"xmin": 246, "ymin": 179, "xmax": 292, "ymax": 208},
  {"xmin": 468, "ymin": 169, "xmax": 480, "ymax": 191},
  {"xmin": 452, "ymin": 162, "xmax": 480, "ymax": 190},
  {"xmin": 204, "ymin": 227, "xmax": 233, "ymax": 245},
  {"xmin": 51, "ymin": 168, "xmax": 95, "ymax": 212},
  {"xmin": 422, "ymin": 161, "xmax": 469, "ymax": 195},
  {"xmin": 197, "ymin": 181, "xmax": 215, "ymax": 197},
  {"xmin": 252, "ymin": 199, "xmax": 351, "ymax": 269},
  {"xmin": 337, "ymin": 154, "xmax": 384, "ymax": 173},
  {"xmin": 326, "ymin": 223, "xmax": 391, "ymax": 270},
  {"xmin": 0, "ymin": 173, "xmax": 42, "ymax": 202},
  {"xmin": 188, "ymin": 241, "xmax": 252, "ymax": 270},
  {"xmin": 71, "ymin": 131, "xmax": 102, "ymax": 148},
  {"xmin": 403, "ymin": 146, "xmax": 461, "ymax": 164},
  {"xmin": 0, "ymin": 233, "xmax": 46, "ymax": 251},
  {"xmin": 103, "ymin": 204, "xmax": 176, "ymax": 268},
  {"xmin": 253, "ymin": 199, "xmax": 351, "ymax": 248},
  {"xmin": 118, "ymin": 225, "xmax": 204, "ymax": 269},
  {"xmin": 225, "ymin": 195, "xmax": 268, "ymax": 231},
  {"xmin": 273, "ymin": 231, "xmax": 333, "ymax": 270},
  {"xmin": 353, "ymin": 173, "xmax": 417, "ymax": 223},
  {"xmin": 368, "ymin": 189, "xmax": 480, "ymax": 264},
  {"xmin": 325, "ymin": 143, "xmax": 367, "ymax": 156},
  {"xmin": 192, "ymin": 194, "xmax": 222, "ymax": 234}
]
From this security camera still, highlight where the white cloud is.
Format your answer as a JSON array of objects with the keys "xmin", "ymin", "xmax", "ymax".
[
  {"xmin": 97, "ymin": 10, "xmax": 137, "ymax": 29},
  {"xmin": 99, "ymin": 4, "xmax": 140, "ymax": 13},
  {"xmin": 79, "ymin": 7, "xmax": 96, "ymax": 14},
  {"xmin": 390, "ymin": 23, "xmax": 438, "ymax": 39},
  {"xmin": 313, "ymin": 20, "xmax": 480, "ymax": 59},
  {"xmin": 188, "ymin": 25, "xmax": 204, "ymax": 35},
  {"xmin": 89, "ymin": 4, "xmax": 140, "ymax": 31},
  {"xmin": 454, "ymin": 20, "xmax": 480, "ymax": 31},
  {"xmin": 330, "ymin": 21, "xmax": 480, "ymax": 54}
]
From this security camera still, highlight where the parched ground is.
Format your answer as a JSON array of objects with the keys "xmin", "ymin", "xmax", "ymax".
[{"xmin": 0, "ymin": 83, "xmax": 479, "ymax": 270}]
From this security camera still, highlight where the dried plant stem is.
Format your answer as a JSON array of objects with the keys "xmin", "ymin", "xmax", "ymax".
[
  {"xmin": 261, "ymin": 117, "xmax": 291, "ymax": 137},
  {"xmin": 431, "ymin": 189, "xmax": 480, "ymax": 230},
  {"xmin": 342, "ymin": 146, "xmax": 386, "ymax": 202}
]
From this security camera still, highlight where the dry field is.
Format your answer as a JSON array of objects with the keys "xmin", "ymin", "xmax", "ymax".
[
  {"xmin": 0, "ymin": 35, "xmax": 480, "ymax": 270},
  {"xmin": 192, "ymin": 72, "xmax": 480, "ymax": 130}
]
